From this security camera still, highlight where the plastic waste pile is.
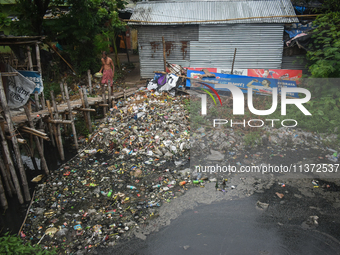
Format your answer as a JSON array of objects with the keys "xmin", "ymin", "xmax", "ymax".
[{"xmin": 20, "ymin": 89, "xmax": 208, "ymax": 254}]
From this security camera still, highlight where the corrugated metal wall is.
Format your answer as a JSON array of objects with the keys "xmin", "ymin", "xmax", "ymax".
[
  {"xmin": 138, "ymin": 24, "xmax": 284, "ymax": 78},
  {"xmin": 138, "ymin": 25, "xmax": 199, "ymax": 78}
]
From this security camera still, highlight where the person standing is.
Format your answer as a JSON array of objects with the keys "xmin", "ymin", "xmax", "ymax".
[{"xmin": 99, "ymin": 51, "xmax": 115, "ymax": 88}]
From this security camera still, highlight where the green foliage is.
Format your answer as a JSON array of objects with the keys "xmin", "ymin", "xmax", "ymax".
[
  {"xmin": 11, "ymin": 0, "xmax": 127, "ymax": 74},
  {"xmin": 43, "ymin": 81, "xmax": 61, "ymax": 101},
  {"xmin": 0, "ymin": 232, "xmax": 56, "ymax": 254},
  {"xmin": 0, "ymin": 11, "xmax": 11, "ymax": 30},
  {"xmin": 306, "ymin": 12, "xmax": 340, "ymax": 78},
  {"xmin": 244, "ymin": 131, "xmax": 262, "ymax": 148}
]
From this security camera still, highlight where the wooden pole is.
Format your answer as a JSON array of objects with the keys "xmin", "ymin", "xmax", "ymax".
[
  {"xmin": 47, "ymin": 121, "xmax": 55, "ymax": 147},
  {"xmin": 50, "ymin": 91, "xmax": 65, "ymax": 160},
  {"xmin": 34, "ymin": 91, "xmax": 39, "ymax": 112},
  {"xmin": 64, "ymin": 84, "xmax": 78, "ymax": 150},
  {"xmin": 38, "ymin": 119, "xmax": 44, "ymax": 152},
  {"xmin": 82, "ymin": 88, "xmax": 92, "ymax": 133},
  {"xmin": 79, "ymin": 88, "xmax": 89, "ymax": 131},
  {"xmin": 231, "ymin": 48, "xmax": 237, "ymax": 75},
  {"xmin": 27, "ymin": 46, "xmax": 33, "ymax": 71},
  {"xmin": 162, "ymin": 36, "xmax": 166, "ymax": 72},
  {"xmin": 40, "ymin": 92, "xmax": 45, "ymax": 110},
  {"xmin": 102, "ymin": 86, "xmax": 107, "ymax": 115},
  {"xmin": 87, "ymin": 70, "xmax": 92, "ymax": 94},
  {"xmin": 24, "ymin": 106, "xmax": 49, "ymax": 175},
  {"xmin": 0, "ymin": 120, "xmax": 23, "ymax": 204},
  {"xmin": 108, "ymin": 80, "xmax": 112, "ymax": 110},
  {"xmin": 124, "ymin": 35, "xmax": 130, "ymax": 64},
  {"xmin": 35, "ymin": 43, "xmax": 42, "ymax": 74},
  {"xmin": 0, "ymin": 157, "xmax": 13, "ymax": 197},
  {"xmin": 0, "ymin": 74, "xmax": 30, "ymax": 202},
  {"xmin": 0, "ymin": 174, "xmax": 8, "ymax": 209},
  {"xmin": 60, "ymin": 81, "xmax": 65, "ymax": 102}
]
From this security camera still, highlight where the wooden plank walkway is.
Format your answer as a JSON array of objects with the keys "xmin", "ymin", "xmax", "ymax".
[{"xmin": 10, "ymin": 85, "xmax": 144, "ymax": 126}]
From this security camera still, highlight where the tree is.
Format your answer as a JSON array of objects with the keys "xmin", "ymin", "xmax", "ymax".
[
  {"xmin": 10, "ymin": 0, "xmax": 127, "ymax": 74},
  {"xmin": 306, "ymin": 12, "xmax": 340, "ymax": 78},
  {"xmin": 12, "ymin": 0, "xmax": 53, "ymax": 35}
]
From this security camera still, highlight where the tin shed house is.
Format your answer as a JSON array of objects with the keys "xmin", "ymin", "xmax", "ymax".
[{"xmin": 128, "ymin": 0, "xmax": 299, "ymax": 78}]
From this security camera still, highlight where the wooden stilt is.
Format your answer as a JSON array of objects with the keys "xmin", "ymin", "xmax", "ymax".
[
  {"xmin": 62, "ymin": 113, "xmax": 67, "ymax": 135},
  {"xmin": 50, "ymin": 91, "xmax": 65, "ymax": 161},
  {"xmin": 87, "ymin": 70, "xmax": 92, "ymax": 94},
  {"xmin": 123, "ymin": 89, "xmax": 126, "ymax": 100},
  {"xmin": 60, "ymin": 81, "xmax": 65, "ymax": 102},
  {"xmin": 82, "ymin": 88, "xmax": 93, "ymax": 133},
  {"xmin": 102, "ymin": 86, "xmax": 107, "ymax": 115},
  {"xmin": 38, "ymin": 119, "xmax": 44, "ymax": 153},
  {"xmin": 24, "ymin": 106, "xmax": 49, "ymax": 175},
  {"xmin": 48, "ymin": 122, "xmax": 55, "ymax": 147},
  {"xmin": 34, "ymin": 92, "xmax": 39, "ymax": 112},
  {"xmin": 0, "ymin": 74, "xmax": 30, "ymax": 202},
  {"xmin": 108, "ymin": 80, "xmax": 112, "ymax": 110},
  {"xmin": 0, "ymin": 174, "xmax": 8, "ymax": 209},
  {"xmin": 46, "ymin": 100, "xmax": 60, "ymax": 156},
  {"xmin": 27, "ymin": 46, "xmax": 33, "ymax": 71},
  {"xmin": 0, "ymin": 157, "xmax": 13, "ymax": 197},
  {"xmin": 35, "ymin": 43, "xmax": 42, "ymax": 74},
  {"xmin": 79, "ymin": 88, "xmax": 89, "ymax": 131},
  {"xmin": 64, "ymin": 84, "xmax": 78, "ymax": 150},
  {"xmin": 40, "ymin": 92, "xmax": 45, "ymax": 110},
  {"xmin": 0, "ymin": 123, "xmax": 23, "ymax": 204}
]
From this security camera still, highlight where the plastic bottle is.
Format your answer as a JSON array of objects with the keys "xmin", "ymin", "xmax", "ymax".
[
  {"xmin": 107, "ymin": 190, "xmax": 112, "ymax": 197},
  {"xmin": 192, "ymin": 180, "xmax": 203, "ymax": 184},
  {"xmin": 152, "ymin": 184, "xmax": 161, "ymax": 188},
  {"xmin": 127, "ymin": 185, "xmax": 137, "ymax": 189}
]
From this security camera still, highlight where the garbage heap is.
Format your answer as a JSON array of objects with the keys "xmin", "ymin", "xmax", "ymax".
[{"xmin": 22, "ymin": 89, "xmax": 197, "ymax": 253}]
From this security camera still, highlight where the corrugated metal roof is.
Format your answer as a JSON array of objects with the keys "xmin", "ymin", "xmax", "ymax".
[{"xmin": 129, "ymin": 0, "xmax": 299, "ymax": 25}]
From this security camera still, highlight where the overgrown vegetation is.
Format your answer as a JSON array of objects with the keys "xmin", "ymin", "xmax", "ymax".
[
  {"xmin": 0, "ymin": 232, "xmax": 56, "ymax": 254},
  {"xmin": 306, "ymin": 12, "xmax": 340, "ymax": 78},
  {"xmin": 6, "ymin": 0, "xmax": 127, "ymax": 75}
]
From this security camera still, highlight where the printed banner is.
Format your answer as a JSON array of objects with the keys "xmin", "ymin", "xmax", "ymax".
[
  {"xmin": 7, "ymin": 65, "xmax": 36, "ymax": 109},
  {"xmin": 185, "ymin": 67, "xmax": 302, "ymax": 83},
  {"xmin": 186, "ymin": 70, "xmax": 299, "ymax": 98},
  {"xmin": 18, "ymin": 70, "xmax": 44, "ymax": 94}
]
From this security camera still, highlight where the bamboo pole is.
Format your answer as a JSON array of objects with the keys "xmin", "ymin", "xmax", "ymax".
[
  {"xmin": 162, "ymin": 36, "xmax": 166, "ymax": 72},
  {"xmin": 79, "ymin": 89, "xmax": 89, "ymax": 131},
  {"xmin": 0, "ymin": 157, "xmax": 13, "ymax": 198},
  {"xmin": 45, "ymin": 41, "xmax": 77, "ymax": 74},
  {"xmin": 60, "ymin": 81, "xmax": 65, "ymax": 102},
  {"xmin": 38, "ymin": 119, "xmax": 44, "ymax": 152},
  {"xmin": 24, "ymin": 106, "xmax": 49, "ymax": 175},
  {"xmin": 50, "ymin": 92, "xmax": 65, "ymax": 160},
  {"xmin": 27, "ymin": 46, "xmax": 33, "ymax": 71},
  {"xmin": 0, "ymin": 174, "xmax": 8, "ymax": 209},
  {"xmin": 108, "ymin": 80, "xmax": 112, "ymax": 110},
  {"xmin": 35, "ymin": 43, "xmax": 42, "ymax": 74},
  {"xmin": 0, "ymin": 120, "xmax": 23, "ymax": 204},
  {"xmin": 87, "ymin": 70, "xmax": 92, "ymax": 94},
  {"xmin": 40, "ymin": 92, "xmax": 45, "ymax": 110},
  {"xmin": 47, "ymin": 121, "xmax": 55, "ymax": 147},
  {"xmin": 102, "ymin": 86, "xmax": 107, "ymax": 115},
  {"xmin": 20, "ymin": 126, "xmax": 49, "ymax": 139},
  {"xmin": 78, "ymin": 108, "xmax": 96, "ymax": 112},
  {"xmin": 64, "ymin": 84, "xmax": 78, "ymax": 150},
  {"xmin": 34, "ymin": 92, "xmax": 39, "ymax": 112},
  {"xmin": 18, "ymin": 190, "xmax": 35, "ymax": 236},
  {"xmin": 82, "ymin": 88, "xmax": 92, "ymax": 133},
  {"xmin": 0, "ymin": 74, "xmax": 30, "ymax": 202},
  {"xmin": 46, "ymin": 119, "xmax": 73, "ymax": 124},
  {"xmin": 46, "ymin": 100, "xmax": 61, "ymax": 155}
]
